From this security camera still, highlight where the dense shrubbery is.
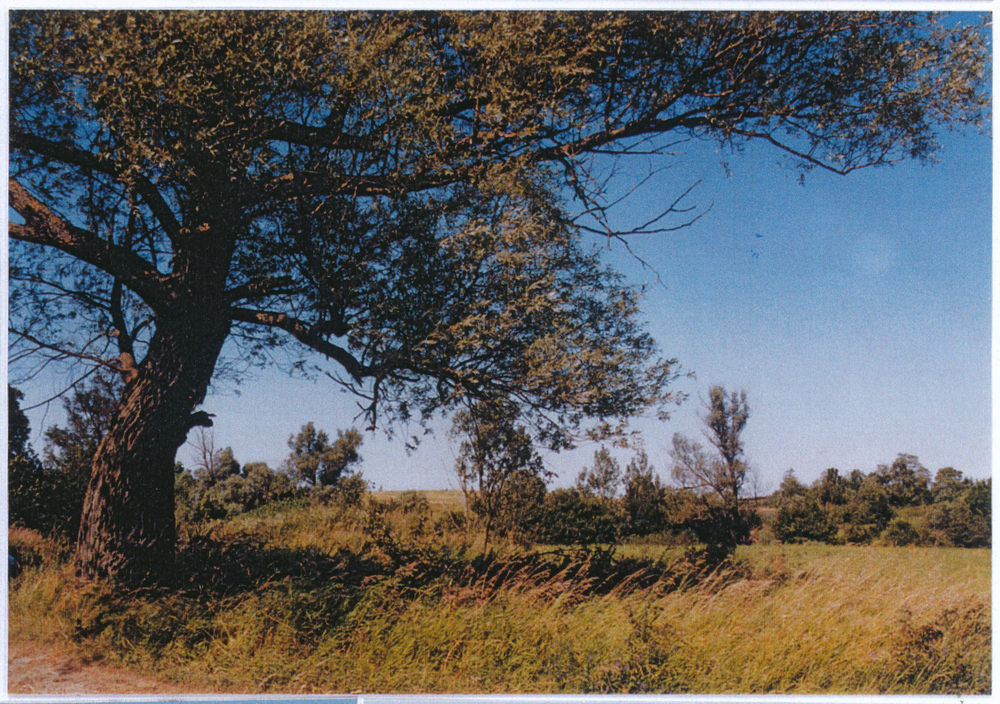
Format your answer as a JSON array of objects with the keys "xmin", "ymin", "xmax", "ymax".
[
  {"xmin": 8, "ymin": 381, "xmax": 987, "ymax": 554},
  {"xmin": 772, "ymin": 458, "xmax": 990, "ymax": 548}
]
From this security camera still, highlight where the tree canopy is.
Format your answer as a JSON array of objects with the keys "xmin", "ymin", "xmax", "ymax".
[{"xmin": 8, "ymin": 10, "xmax": 990, "ymax": 581}]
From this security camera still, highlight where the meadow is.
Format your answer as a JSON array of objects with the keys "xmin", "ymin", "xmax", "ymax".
[{"xmin": 8, "ymin": 491, "xmax": 990, "ymax": 695}]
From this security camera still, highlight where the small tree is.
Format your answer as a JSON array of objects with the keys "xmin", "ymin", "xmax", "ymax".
[
  {"xmin": 576, "ymin": 446, "xmax": 623, "ymax": 501},
  {"xmin": 10, "ymin": 373, "xmax": 123, "ymax": 536},
  {"xmin": 774, "ymin": 495, "xmax": 837, "ymax": 544},
  {"xmin": 451, "ymin": 401, "xmax": 548, "ymax": 550},
  {"xmin": 286, "ymin": 422, "xmax": 363, "ymax": 487},
  {"xmin": 817, "ymin": 467, "xmax": 848, "ymax": 506},
  {"xmin": 670, "ymin": 386, "xmax": 756, "ymax": 557},
  {"xmin": 622, "ymin": 450, "xmax": 667, "ymax": 537},
  {"xmin": 778, "ymin": 469, "xmax": 809, "ymax": 499},
  {"xmin": 874, "ymin": 453, "xmax": 932, "ymax": 508},
  {"xmin": 8, "ymin": 386, "xmax": 51, "ymax": 532},
  {"xmin": 931, "ymin": 467, "xmax": 971, "ymax": 504}
]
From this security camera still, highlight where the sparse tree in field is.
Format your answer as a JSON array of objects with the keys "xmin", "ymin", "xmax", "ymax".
[
  {"xmin": 286, "ymin": 422, "xmax": 363, "ymax": 487},
  {"xmin": 670, "ymin": 386, "xmax": 757, "ymax": 555},
  {"xmin": 9, "ymin": 11, "xmax": 989, "ymax": 579},
  {"xmin": 576, "ymin": 446, "xmax": 623, "ymax": 501},
  {"xmin": 622, "ymin": 450, "xmax": 667, "ymax": 536},
  {"xmin": 452, "ymin": 401, "xmax": 548, "ymax": 550},
  {"xmin": 671, "ymin": 387, "xmax": 750, "ymax": 512}
]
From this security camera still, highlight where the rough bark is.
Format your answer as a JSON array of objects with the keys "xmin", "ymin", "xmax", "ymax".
[{"xmin": 74, "ymin": 314, "xmax": 230, "ymax": 582}]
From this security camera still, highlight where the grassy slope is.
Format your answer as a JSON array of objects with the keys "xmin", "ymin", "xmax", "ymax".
[{"xmin": 8, "ymin": 498, "xmax": 991, "ymax": 695}]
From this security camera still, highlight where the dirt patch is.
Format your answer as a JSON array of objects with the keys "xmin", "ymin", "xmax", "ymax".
[{"xmin": 8, "ymin": 640, "xmax": 209, "ymax": 696}]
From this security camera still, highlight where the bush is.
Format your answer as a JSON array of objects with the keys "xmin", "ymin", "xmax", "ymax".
[
  {"xmin": 774, "ymin": 497, "xmax": 837, "ymax": 544},
  {"xmin": 679, "ymin": 505, "xmax": 762, "ymax": 562},
  {"xmin": 311, "ymin": 473, "xmax": 371, "ymax": 509},
  {"xmin": 537, "ymin": 489, "xmax": 623, "ymax": 546},
  {"xmin": 927, "ymin": 499, "xmax": 990, "ymax": 548},
  {"xmin": 9, "ymin": 455, "xmax": 86, "ymax": 537},
  {"xmin": 883, "ymin": 518, "xmax": 920, "ymax": 546}
]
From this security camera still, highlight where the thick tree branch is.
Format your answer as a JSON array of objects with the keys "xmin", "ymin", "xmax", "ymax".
[
  {"xmin": 229, "ymin": 307, "xmax": 367, "ymax": 382},
  {"xmin": 10, "ymin": 131, "xmax": 183, "ymax": 240},
  {"xmin": 9, "ymin": 179, "xmax": 170, "ymax": 310},
  {"xmin": 226, "ymin": 275, "xmax": 299, "ymax": 303}
]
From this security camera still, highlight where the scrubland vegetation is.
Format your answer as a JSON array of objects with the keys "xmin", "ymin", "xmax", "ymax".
[
  {"xmin": 9, "ymin": 490, "xmax": 990, "ymax": 695},
  {"xmin": 9, "ymin": 380, "xmax": 992, "ymax": 694}
]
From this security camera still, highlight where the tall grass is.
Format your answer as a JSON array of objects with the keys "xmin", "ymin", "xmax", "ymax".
[{"xmin": 9, "ymin": 500, "xmax": 990, "ymax": 695}]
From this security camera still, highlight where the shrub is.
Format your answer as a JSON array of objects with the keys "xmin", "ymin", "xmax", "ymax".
[
  {"xmin": 928, "ymin": 499, "xmax": 990, "ymax": 548},
  {"xmin": 774, "ymin": 497, "xmax": 837, "ymax": 544},
  {"xmin": 396, "ymin": 490, "xmax": 431, "ymax": 515},
  {"xmin": 537, "ymin": 489, "xmax": 623, "ymax": 546},
  {"xmin": 883, "ymin": 518, "xmax": 920, "ymax": 546},
  {"xmin": 311, "ymin": 472, "xmax": 371, "ymax": 509}
]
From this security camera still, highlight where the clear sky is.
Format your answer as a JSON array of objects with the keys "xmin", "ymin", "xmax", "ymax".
[{"xmin": 14, "ymin": 23, "xmax": 992, "ymax": 495}]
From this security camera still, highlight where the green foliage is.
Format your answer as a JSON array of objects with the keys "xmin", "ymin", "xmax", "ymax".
[
  {"xmin": 8, "ymin": 385, "xmax": 88, "ymax": 537},
  {"xmin": 768, "ymin": 461, "xmax": 988, "ymax": 550},
  {"xmin": 175, "ymin": 462, "xmax": 303, "ymax": 529},
  {"xmin": 927, "ymin": 485, "xmax": 990, "ymax": 549},
  {"xmin": 286, "ymin": 423, "xmax": 363, "ymax": 487},
  {"xmin": 669, "ymin": 386, "xmax": 756, "ymax": 559},
  {"xmin": 875, "ymin": 454, "xmax": 933, "ymax": 508},
  {"xmin": 931, "ymin": 467, "xmax": 970, "ymax": 504},
  {"xmin": 883, "ymin": 518, "xmax": 920, "ymax": 547},
  {"xmin": 537, "ymin": 489, "xmax": 624, "ymax": 546},
  {"xmin": 576, "ymin": 446, "xmax": 623, "ymax": 501},
  {"xmin": 844, "ymin": 477, "xmax": 895, "ymax": 539},
  {"xmin": 622, "ymin": 451, "xmax": 669, "ymax": 537},
  {"xmin": 389, "ymin": 490, "xmax": 432, "ymax": 515},
  {"xmin": 778, "ymin": 469, "xmax": 809, "ymax": 499},
  {"xmin": 774, "ymin": 496, "xmax": 837, "ymax": 544},
  {"xmin": 452, "ymin": 402, "xmax": 548, "ymax": 549},
  {"xmin": 817, "ymin": 467, "xmax": 848, "ymax": 506}
]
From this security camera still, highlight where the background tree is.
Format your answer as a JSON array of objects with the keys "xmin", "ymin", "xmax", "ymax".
[
  {"xmin": 874, "ymin": 454, "xmax": 933, "ymax": 508},
  {"xmin": 42, "ymin": 370, "xmax": 123, "ymax": 489},
  {"xmin": 286, "ymin": 423, "xmax": 363, "ymax": 488},
  {"xmin": 670, "ymin": 386, "xmax": 757, "ymax": 556},
  {"xmin": 9, "ymin": 11, "xmax": 989, "ymax": 580},
  {"xmin": 451, "ymin": 401, "xmax": 549, "ymax": 550},
  {"xmin": 8, "ymin": 386, "xmax": 50, "ymax": 532},
  {"xmin": 931, "ymin": 466, "xmax": 970, "ymax": 504},
  {"xmin": 576, "ymin": 446, "xmax": 623, "ymax": 501},
  {"xmin": 622, "ymin": 450, "xmax": 667, "ymax": 537},
  {"xmin": 9, "ymin": 374, "xmax": 123, "ymax": 536}
]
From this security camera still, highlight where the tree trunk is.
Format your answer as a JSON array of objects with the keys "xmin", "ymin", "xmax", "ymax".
[{"xmin": 75, "ymin": 315, "xmax": 229, "ymax": 583}]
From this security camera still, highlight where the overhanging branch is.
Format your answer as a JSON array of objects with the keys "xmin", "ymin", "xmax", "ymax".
[
  {"xmin": 229, "ymin": 306, "xmax": 368, "ymax": 382},
  {"xmin": 9, "ymin": 180, "xmax": 170, "ymax": 311},
  {"xmin": 11, "ymin": 131, "xmax": 184, "ymax": 241}
]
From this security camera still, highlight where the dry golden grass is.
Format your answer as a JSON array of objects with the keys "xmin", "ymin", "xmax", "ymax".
[
  {"xmin": 8, "ymin": 506, "xmax": 990, "ymax": 696},
  {"xmin": 372, "ymin": 489, "xmax": 467, "ymax": 515}
]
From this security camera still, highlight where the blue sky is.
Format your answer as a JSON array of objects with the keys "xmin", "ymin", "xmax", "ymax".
[
  {"xmin": 26, "ymin": 125, "xmax": 984, "ymax": 495},
  {"xmin": 15, "ymin": 42, "xmax": 992, "ymax": 495},
  {"xmin": 202, "ymin": 125, "xmax": 990, "ymax": 493}
]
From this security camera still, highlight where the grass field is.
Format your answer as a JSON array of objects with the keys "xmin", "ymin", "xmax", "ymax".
[{"xmin": 9, "ymin": 493, "xmax": 990, "ymax": 695}]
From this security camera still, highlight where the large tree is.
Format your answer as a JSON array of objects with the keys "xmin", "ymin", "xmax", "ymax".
[{"xmin": 8, "ymin": 11, "xmax": 988, "ymax": 581}]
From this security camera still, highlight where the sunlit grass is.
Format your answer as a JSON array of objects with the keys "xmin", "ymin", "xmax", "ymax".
[{"xmin": 9, "ymin": 504, "xmax": 990, "ymax": 695}]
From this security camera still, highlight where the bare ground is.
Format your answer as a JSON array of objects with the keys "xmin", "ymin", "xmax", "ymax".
[{"xmin": 8, "ymin": 639, "xmax": 209, "ymax": 696}]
